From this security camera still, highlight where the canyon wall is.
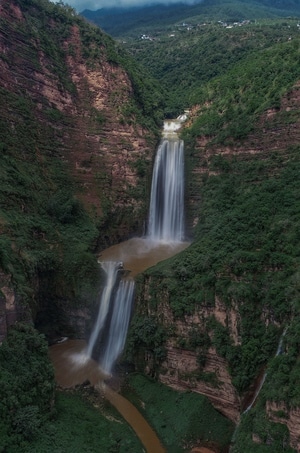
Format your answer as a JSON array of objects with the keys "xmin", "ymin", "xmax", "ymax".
[
  {"xmin": 132, "ymin": 82, "xmax": 300, "ymax": 448},
  {"xmin": 266, "ymin": 402, "xmax": 300, "ymax": 452},
  {"xmin": 135, "ymin": 277, "xmax": 240, "ymax": 422},
  {"xmin": 0, "ymin": 0, "xmax": 162, "ymax": 340},
  {"xmin": 0, "ymin": 0, "xmax": 159, "ymax": 239}
]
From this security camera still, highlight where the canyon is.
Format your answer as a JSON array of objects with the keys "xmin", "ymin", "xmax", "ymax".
[{"xmin": 1, "ymin": 1, "xmax": 300, "ymax": 452}]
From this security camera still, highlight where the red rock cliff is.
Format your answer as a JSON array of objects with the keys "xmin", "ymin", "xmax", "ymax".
[
  {"xmin": 0, "ymin": 0, "xmax": 159, "ymax": 240},
  {"xmin": 0, "ymin": 0, "xmax": 161, "ymax": 339}
]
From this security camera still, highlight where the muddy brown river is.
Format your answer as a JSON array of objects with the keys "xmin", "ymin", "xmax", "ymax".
[
  {"xmin": 49, "ymin": 339, "xmax": 166, "ymax": 453},
  {"xmin": 98, "ymin": 237, "xmax": 190, "ymax": 277},
  {"xmin": 49, "ymin": 238, "xmax": 190, "ymax": 453},
  {"xmin": 49, "ymin": 238, "xmax": 216, "ymax": 453},
  {"xmin": 48, "ymin": 119, "xmax": 217, "ymax": 452}
]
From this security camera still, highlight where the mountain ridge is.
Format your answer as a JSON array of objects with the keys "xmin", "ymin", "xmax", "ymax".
[{"xmin": 81, "ymin": 0, "xmax": 300, "ymax": 37}]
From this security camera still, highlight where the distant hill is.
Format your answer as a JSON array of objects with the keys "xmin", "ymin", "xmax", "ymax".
[{"xmin": 81, "ymin": 0, "xmax": 300, "ymax": 37}]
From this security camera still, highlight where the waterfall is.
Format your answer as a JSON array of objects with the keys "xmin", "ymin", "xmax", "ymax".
[
  {"xmin": 148, "ymin": 138, "xmax": 185, "ymax": 242},
  {"xmin": 86, "ymin": 118, "xmax": 186, "ymax": 374},
  {"xmin": 100, "ymin": 279, "xmax": 135, "ymax": 374},
  {"xmin": 230, "ymin": 329, "xmax": 288, "ymax": 451},
  {"xmin": 242, "ymin": 327, "xmax": 288, "ymax": 414},
  {"xmin": 86, "ymin": 261, "xmax": 133, "ymax": 374}
]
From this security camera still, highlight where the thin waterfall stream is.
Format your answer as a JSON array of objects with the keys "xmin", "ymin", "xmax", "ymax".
[
  {"xmin": 230, "ymin": 328, "xmax": 288, "ymax": 450},
  {"xmin": 49, "ymin": 116, "xmax": 190, "ymax": 453},
  {"xmin": 85, "ymin": 262, "xmax": 121, "ymax": 363},
  {"xmin": 243, "ymin": 327, "xmax": 288, "ymax": 414}
]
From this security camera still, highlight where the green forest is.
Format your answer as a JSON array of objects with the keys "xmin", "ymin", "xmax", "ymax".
[{"xmin": 82, "ymin": 0, "xmax": 300, "ymax": 38}]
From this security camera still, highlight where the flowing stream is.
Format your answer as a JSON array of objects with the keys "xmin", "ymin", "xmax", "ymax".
[
  {"xmin": 243, "ymin": 327, "xmax": 287, "ymax": 414},
  {"xmin": 49, "ymin": 339, "xmax": 165, "ymax": 453},
  {"xmin": 230, "ymin": 328, "xmax": 288, "ymax": 450},
  {"xmin": 50, "ymin": 118, "xmax": 192, "ymax": 453}
]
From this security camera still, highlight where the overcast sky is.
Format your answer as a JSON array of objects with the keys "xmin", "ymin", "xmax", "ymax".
[{"xmin": 61, "ymin": 0, "xmax": 200, "ymax": 13}]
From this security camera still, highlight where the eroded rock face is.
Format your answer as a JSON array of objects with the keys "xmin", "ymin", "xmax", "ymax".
[
  {"xmin": 266, "ymin": 402, "xmax": 300, "ymax": 451},
  {"xmin": 159, "ymin": 345, "xmax": 240, "ymax": 423},
  {"xmin": 61, "ymin": 25, "xmax": 155, "ymax": 224},
  {"xmin": 0, "ymin": 0, "xmax": 160, "ymax": 340},
  {"xmin": 0, "ymin": 0, "xmax": 158, "ymax": 244},
  {"xmin": 136, "ymin": 84, "xmax": 300, "ymax": 429},
  {"xmin": 139, "ymin": 280, "xmax": 241, "ymax": 423}
]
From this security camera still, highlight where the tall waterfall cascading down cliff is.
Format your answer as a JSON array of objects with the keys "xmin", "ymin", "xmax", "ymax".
[
  {"xmin": 86, "ymin": 127, "xmax": 186, "ymax": 375},
  {"xmin": 148, "ymin": 138, "xmax": 185, "ymax": 242},
  {"xmin": 51, "ymin": 120, "xmax": 188, "ymax": 453}
]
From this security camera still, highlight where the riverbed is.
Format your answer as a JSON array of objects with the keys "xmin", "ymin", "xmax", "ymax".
[
  {"xmin": 49, "ymin": 237, "xmax": 190, "ymax": 453},
  {"xmin": 49, "ymin": 338, "xmax": 166, "ymax": 453},
  {"xmin": 48, "ymin": 116, "xmax": 217, "ymax": 452}
]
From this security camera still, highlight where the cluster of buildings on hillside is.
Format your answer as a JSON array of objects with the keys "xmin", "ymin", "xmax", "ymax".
[
  {"xmin": 138, "ymin": 19, "xmax": 252, "ymax": 41},
  {"xmin": 138, "ymin": 17, "xmax": 300, "ymax": 41},
  {"xmin": 140, "ymin": 34, "xmax": 154, "ymax": 41},
  {"xmin": 218, "ymin": 19, "xmax": 250, "ymax": 28}
]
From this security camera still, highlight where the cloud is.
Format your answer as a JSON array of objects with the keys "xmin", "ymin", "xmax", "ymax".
[{"xmin": 57, "ymin": 0, "xmax": 200, "ymax": 13}]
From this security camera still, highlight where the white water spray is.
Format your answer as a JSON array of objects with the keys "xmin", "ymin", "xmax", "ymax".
[
  {"xmin": 101, "ymin": 279, "xmax": 135, "ymax": 374},
  {"xmin": 85, "ymin": 116, "xmax": 187, "ymax": 373},
  {"xmin": 85, "ymin": 261, "xmax": 134, "ymax": 375},
  {"xmin": 148, "ymin": 138, "xmax": 185, "ymax": 242}
]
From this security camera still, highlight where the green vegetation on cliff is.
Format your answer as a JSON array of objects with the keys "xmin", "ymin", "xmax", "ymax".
[
  {"xmin": 0, "ymin": 325, "xmax": 143, "ymax": 452},
  {"xmin": 0, "ymin": 84, "xmax": 100, "ymax": 305},
  {"xmin": 186, "ymin": 38, "xmax": 300, "ymax": 143},
  {"xmin": 123, "ymin": 373, "xmax": 234, "ymax": 453},
  {"xmin": 232, "ymin": 405, "xmax": 295, "ymax": 453},
  {"xmin": 124, "ymin": 19, "xmax": 300, "ymax": 115},
  {"xmin": 0, "ymin": 0, "xmax": 164, "ymax": 315},
  {"xmin": 125, "ymin": 11, "xmax": 300, "ymax": 451},
  {"xmin": 0, "ymin": 324, "xmax": 55, "ymax": 450}
]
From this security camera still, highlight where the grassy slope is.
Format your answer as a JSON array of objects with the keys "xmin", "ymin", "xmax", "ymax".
[
  {"xmin": 123, "ymin": 373, "xmax": 234, "ymax": 453},
  {"xmin": 18, "ymin": 391, "xmax": 144, "ymax": 453}
]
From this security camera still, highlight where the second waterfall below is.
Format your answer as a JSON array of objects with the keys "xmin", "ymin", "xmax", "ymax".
[{"xmin": 86, "ymin": 261, "xmax": 134, "ymax": 376}]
